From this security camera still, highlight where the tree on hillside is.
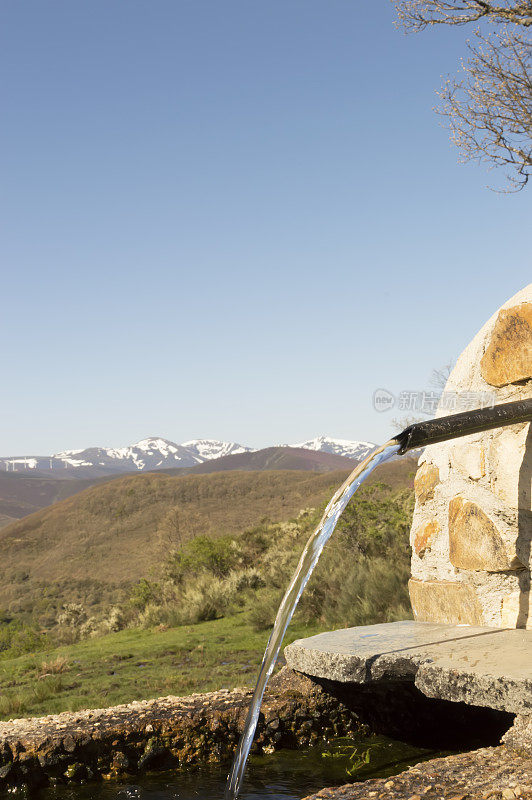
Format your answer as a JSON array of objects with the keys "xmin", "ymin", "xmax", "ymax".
[
  {"xmin": 157, "ymin": 506, "xmax": 200, "ymax": 553},
  {"xmin": 394, "ymin": 0, "xmax": 532, "ymax": 189}
]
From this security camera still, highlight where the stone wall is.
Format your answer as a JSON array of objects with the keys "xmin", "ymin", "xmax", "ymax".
[{"xmin": 409, "ymin": 284, "xmax": 532, "ymax": 628}]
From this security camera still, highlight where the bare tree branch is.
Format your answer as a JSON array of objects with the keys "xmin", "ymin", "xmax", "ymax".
[
  {"xmin": 395, "ymin": 1, "xmax": 532, "ymax": 30},
  {"xmin": 438, "ymin": 29, "xmax": 532, "ymax": 189},
  {"xmin": 393, "ymin": 1, "xmax": 532, "ymax": 189}
]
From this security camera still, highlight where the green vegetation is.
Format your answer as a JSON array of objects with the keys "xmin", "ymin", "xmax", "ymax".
[
  {"xmin": 0, "ymin": 471, "xmax": 416, "ymax": 720},
  {"xmin": 0, "ymin": 616, "xmax": 47, "ymax": 659},
  {"xmin": 0, "ymin": 469, "xmax": 364, "ymax": 624},
  {"xmin": 128, "ymin": 482, "xmax": 414, "ymax": 634},
  {"xmin": 0, "ymin": 616, "xmax": 321, "ymax": 720},
  {"xmin": 0, "ymin": 462, "xmax": 414, "ymax": 630}
]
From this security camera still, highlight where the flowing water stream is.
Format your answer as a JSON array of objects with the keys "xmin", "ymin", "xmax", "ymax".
[{"xmin": 224, "ymin": 440, "xmax": 401, "ymax": 800}]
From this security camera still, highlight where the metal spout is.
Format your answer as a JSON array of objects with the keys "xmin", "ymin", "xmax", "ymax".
[{"xmin": 394, "ymin": 398, "xmax": 532, "ymax": 455}]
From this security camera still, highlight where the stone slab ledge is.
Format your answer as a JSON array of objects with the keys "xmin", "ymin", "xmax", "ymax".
[{"xmin": 284, "ymin": 620, "xmax": 532, "ymax": 715}]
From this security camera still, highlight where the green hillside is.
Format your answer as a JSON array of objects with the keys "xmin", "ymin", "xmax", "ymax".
[
  {"xmin": 0, "ymin": 475, "xmax": 415, "ymax": 719},
  {"xmin": 0, "ymin": 461, "xmax": 413, "ymax": 627}
]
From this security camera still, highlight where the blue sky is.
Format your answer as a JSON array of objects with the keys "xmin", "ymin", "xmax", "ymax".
[{"xmin": 1, "ymin": 1, "xmax": 530, "ymax": 454}]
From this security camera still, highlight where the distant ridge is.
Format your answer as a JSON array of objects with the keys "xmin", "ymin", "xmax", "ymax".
[
  {"xmin": 288, "ymin": 435, "xmax": 375, "ymax": 462},
  {"xmin": 0, "ymin": 438, "xmax": 252, "ymax": 478},
  {"xmin": 0, "ymin": 447, "xmax": 361, "ymax": 520},
  {"xmin": 0, "ymin": 443, "xmax": 417, "ymax": 524},
  {"xmin": 160, "ymin": 446, "xmax": 358, "ymax": 475},
  {"xmin": 0, "ymin": 435, "xmax": 377, "ymax": 478}
]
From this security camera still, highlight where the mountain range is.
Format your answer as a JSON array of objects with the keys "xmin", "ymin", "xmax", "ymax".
[{"xmin": 0, "ymin": 435, "xmax": 377, "ymax": 478}]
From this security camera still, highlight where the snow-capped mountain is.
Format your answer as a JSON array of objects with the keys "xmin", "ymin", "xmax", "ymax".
[
  {"xmin": 287, "ymin": 435, "xmax": 376, "ymax": 461},
  {"xmin": 0, "ymin": 435, "xmax": 376, "ymax": 477},
  {"xmin": 182, "ymin": 439, "xmax": 250, "ymax": 462},
  {"xmin": 1, "ymin": 438, "xmax": 253, "ymax": 477},
  {"xmin": 54, "ymin": 438, "xmax": 203, "ymax": 472}
]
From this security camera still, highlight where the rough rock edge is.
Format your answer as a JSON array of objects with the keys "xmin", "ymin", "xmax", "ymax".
[
  {"xmin": 504, "ymin": 716, "xmax": 532, "ymax": 758},
  {"xmin": 302, "ymin": 745, "xmax": 532, "ymax": 800},
  {"xmin": 0, "ymin": 668, "xmax": 364, "ymax": 790}
]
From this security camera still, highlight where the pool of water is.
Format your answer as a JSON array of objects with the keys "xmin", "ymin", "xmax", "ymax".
[{"xmin": 37, "ymin": 734, "xmax": 447, "ymax": 800}]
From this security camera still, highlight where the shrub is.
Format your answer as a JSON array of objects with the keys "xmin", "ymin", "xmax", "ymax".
[
  {"xmin": 33, "ymin": 676, "xmax": 64, "ymax": 702},
  {"xmin": 296, "ymin": 485, "xmax": 414, "ymax": 628},
  {"xmin": 56, "ymin": 603, "xmax": 87, "ymax": 628},
  {"xmin": 0, "ymin": 621, "xmax": 48, "ymax": 658},
  {"xmin": 129, "ymin": 483, "xmax": 415, "ymax": 635},
  {"xmin": 129, "ymin": 579, "xmax": 159, "ymax": 610},
  {"xmin": 249, "ymin": 588, "xmax": 284, "ymax": 632},
  {"xmin": 39, "ymin": 656, "xmax": 69, "ymax": 677},
  {"xmin": 137, "ymin": 569, "xmax": 248, "ymax": 629},
  {"xmin": 166, "ymin": 535, "xmax": 239, "ymax": 581},
  {"xmin": 102, "ymin": 606, "xmax": 126, "ymax": 633},
  {"xmin": 0, "ymin": 693, "xmax": 27, "ymax": 718}
]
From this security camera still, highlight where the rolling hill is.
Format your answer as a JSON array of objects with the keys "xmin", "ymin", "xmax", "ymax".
[
  {"xmin": 0, "ymin": 458, "xmax": 417, "ymax": 625},
  {"xmin": 160, "ymin": 446, "xmax": 359, "ymax": 475},
  {"xmin": 0, "ymin": 447, "xmax": 371, "ymax": 522},
  {"xmin": 0, "ymin": 472, "xmax": 99, "ymax": 520}
]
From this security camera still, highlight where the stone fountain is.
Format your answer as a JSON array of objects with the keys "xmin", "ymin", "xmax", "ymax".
[
  {"xmin": 285, "ymin": 284, "xmax": 532, "ymax": 742},
  {"xmin": 410, "ymin": 283, "xmax": 531, "ymax": 629}
]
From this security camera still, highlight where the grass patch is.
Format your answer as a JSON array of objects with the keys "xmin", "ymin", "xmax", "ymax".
[{"xmin": 0, "ymin": 614, "xmax": 322, "ymax": 720}]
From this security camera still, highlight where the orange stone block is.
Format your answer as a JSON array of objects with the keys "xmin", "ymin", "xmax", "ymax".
[
  {"xmin": 409, "ymin": 578, "xmax": 483, "ymax": 625},
  {"xmin": 414, "ymin": 463, "xmax": 440, "ymax": 505},
  {"xmin": 413, "ymin": 520, "xmax": 441, "ymax": 557},
  {"xmin": 480, "ymin": 302, "xmax": 532, "ymax": 387},
  {"xmin": 448, "ymin": 497, "xmax": 520, "ymax": 571}
]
